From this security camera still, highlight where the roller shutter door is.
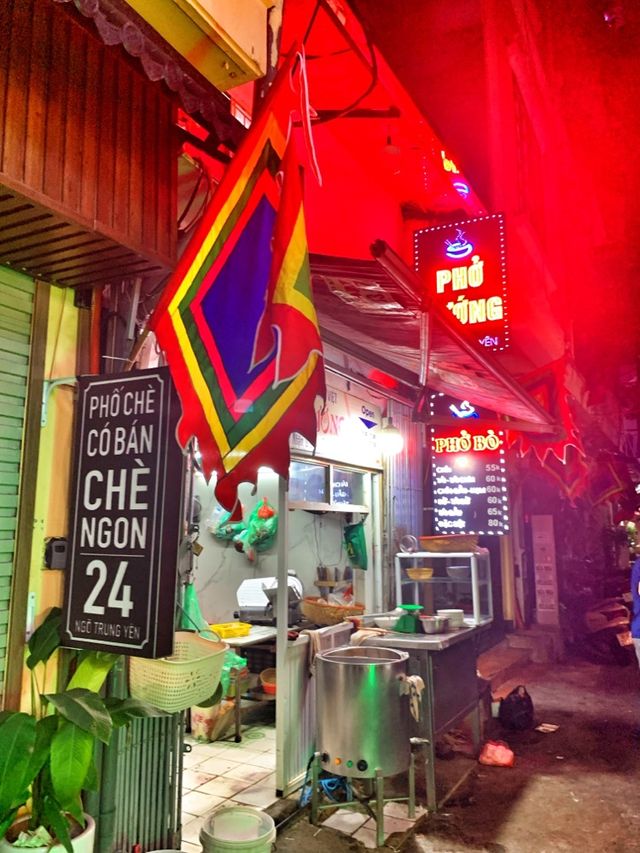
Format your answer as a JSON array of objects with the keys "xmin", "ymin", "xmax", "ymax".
[{"xmin": 0, "ymin": 268, "xmax": 34, "ymax": 698}]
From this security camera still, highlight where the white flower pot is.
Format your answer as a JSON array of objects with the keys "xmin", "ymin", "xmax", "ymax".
[{"xmin": 0, "ymin": 815, "xmax": 95, "ymax": 853}]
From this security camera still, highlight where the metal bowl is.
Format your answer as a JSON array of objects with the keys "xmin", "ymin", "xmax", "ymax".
[
  {"xmin": 447, "ymin": 565, "xmax": 471, "ymax": 581},
  {"xmin": 419, "ymin": 615, "xmax": 449, "ymax": 634}
]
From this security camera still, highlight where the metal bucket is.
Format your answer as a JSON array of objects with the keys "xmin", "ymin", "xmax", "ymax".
[{"xmin": 315, "ymin": 645, "xmax": 410, "ymax": 778}]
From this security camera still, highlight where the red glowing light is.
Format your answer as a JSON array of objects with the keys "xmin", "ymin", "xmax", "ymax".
[{"xmin": 368, "ymin": 369, "xmax": 398, "ymax": 389}]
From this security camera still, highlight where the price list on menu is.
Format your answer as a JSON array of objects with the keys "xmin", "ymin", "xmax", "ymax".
[{"xmin": 431, "ymin": 431, "xmax": 510, "ymax": 535}]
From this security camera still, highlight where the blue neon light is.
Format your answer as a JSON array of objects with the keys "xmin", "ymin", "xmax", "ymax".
[
  {"xmin": 445, "ymin": 229, "xmax": 473, "ymax": 259},
  {"xmin": 449, "ymin": 400, "xmax": 479, "ymax": 419},
  {"xmin": 453, "ymin": 181, "xmax": 470, "ymax": 198}
]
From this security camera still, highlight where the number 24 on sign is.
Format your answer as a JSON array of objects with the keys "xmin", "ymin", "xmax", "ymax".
[{"xmin": 84, "ymin": 559, "xmax": 133, "ymax": 617}]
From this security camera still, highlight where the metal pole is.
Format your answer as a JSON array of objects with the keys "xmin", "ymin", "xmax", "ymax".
[
  {"xmin": 96, "ymin": 662, "xmax": 125, "ymax": 853},
  {"xmin": 408, "ymin": 751, "xmax": 416, "ymax": 820},
  {"xmin": 275, "ymin": 473, "xmax": 289, "ymax": 793},
  {"xmin": 311, "ymin": 752, "xmax": 320, "ymax": 826},
  {"xmin": 471, "ymin": 553, "xmax": 481, "ymax": 626},
  {"xmin": 375, "ymin": 767, "xmax": 385, "ymax": 848}
]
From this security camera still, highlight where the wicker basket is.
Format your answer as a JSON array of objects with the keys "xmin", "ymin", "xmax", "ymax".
[
  {"xmin": 300, "ymin": 596, "xmax": 364, "ymax": 626},
  {"xmin": 418, "ymin": 534, "xmax": 479, "ymax": 553},
  {"xmin": 129, "ymin": 632, "xmax": 228, "ymax": 714}
]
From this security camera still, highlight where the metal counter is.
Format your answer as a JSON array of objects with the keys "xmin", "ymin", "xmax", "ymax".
[{"xmin": 363, "ymin": 625, "xmax": 484, "ymax": 811}]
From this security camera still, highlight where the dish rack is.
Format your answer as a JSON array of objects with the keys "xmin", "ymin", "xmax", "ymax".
[
  {"xmin": 129, "ymin": 631, "xmax": 228, "ymax": 713},
  {"xmin": 394, "ymin": 549, "xmax": 493, "ymax": 627}
]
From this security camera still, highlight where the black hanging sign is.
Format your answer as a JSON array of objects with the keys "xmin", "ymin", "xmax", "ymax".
[
  {"xmin": 62, "ymin": 367, "xmax": 183, "ymax": 657},
  {"xmin": 429, "ymin": 393, "xmax": 510, "ymax": 536}
]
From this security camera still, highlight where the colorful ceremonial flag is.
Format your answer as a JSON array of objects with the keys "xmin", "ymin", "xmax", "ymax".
[
  {"xmin": 535, "ymin": 444, "xmax": 590, "ymax": 504},
  {"xmin": 150, "ymin": 56, "xmax": 325, "ymax": 513},
  {"xmin": 589, "ymin": 454, "xmax": 629, "ymax": 506},
  {"xmin": 507, "ymin": 357, "xmax": 585, "ymax": 464}
]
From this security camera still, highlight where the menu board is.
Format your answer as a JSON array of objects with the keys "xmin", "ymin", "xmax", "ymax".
[{"xmin": 430, "ymin": 395, "xmax": 510, "ymax": 535}]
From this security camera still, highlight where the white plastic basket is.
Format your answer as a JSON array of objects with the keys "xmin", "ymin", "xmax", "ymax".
[{"xmin": 129, "ymin": 632, "xmax": 228, "ymax": 713}]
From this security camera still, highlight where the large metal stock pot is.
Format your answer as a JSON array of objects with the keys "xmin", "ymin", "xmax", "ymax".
[{"xmin": 315, "ymin": 645, "xmax": 410, "ymax": 778}]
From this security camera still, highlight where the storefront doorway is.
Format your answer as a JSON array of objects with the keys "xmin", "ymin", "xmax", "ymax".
[{"xmin": 179, "ymin": 377, "xmax": 387, "ymax": 831}]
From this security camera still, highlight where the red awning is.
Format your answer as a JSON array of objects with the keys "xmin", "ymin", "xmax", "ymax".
[{"xmin": 310, "ymin": 245, "xmax": 557, "ymax": 433}]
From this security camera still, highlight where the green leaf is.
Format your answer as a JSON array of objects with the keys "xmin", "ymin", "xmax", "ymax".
[
  {"xmin": 67, "ymin": 652, "xmax": 118, "ymax": 693},
  {"xmin": 27, "ymin": 608, "xmax": 62, "ymax": 670},
  {"xmin": 0, "ymin": 713, "xmax": 36, "ymax": 815},
  {"xmin": 50, "ymin": 721, "xmax": 93, "ymax": 808},
  {"xmin": 42, "ymin": 794, "xmax": 73, "ymax": 853},
  {"xmin": 83, "ymin": 759, "xmax": 99, "ymax": 793},
  {"xmin": 65, "ymin": 796, "xmax": 85, "ymax": 828},
  {"xmin": 44, "ymin": 689, "xmax": 112, "ymax": 745},
  {"xmin": 0, "ymin": 711, "xmax": 14, "ymax": 727},
  {"xmin": 103, "ymin": 696, "xmax": 170, "ymax": 727},
  {"xmin": 26, "ymin": 716, "xmax": 58, "ymax": 782}
]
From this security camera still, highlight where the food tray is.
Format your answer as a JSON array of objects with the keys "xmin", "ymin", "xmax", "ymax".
[
  {"xmin": 210, "ymin": 621, "xmax": 252, "ymax": 639},
  {"xmin": 418, "ymin": 534, "xmax": 478, "ymax": 553}
]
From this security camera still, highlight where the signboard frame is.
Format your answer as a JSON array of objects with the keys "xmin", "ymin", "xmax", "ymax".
[
  {"xmin": 429, "ymin": 393, "xmax": 510, "ymax": 536},
  {"xmin": 62, "ymin": 367, "xmax": 184, "ymax": 658},
  {"xmin": 414, "ymin": 213, "xmax": 509, "ymax": 352}
]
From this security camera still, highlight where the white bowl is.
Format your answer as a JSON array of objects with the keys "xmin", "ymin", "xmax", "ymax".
[
  {"xmin": 374, "ymin": 616, "xmax": 399, "ymax": 629},
  {"xmin": 436, "ymin": 608, "xmax": 465, "ymax": 628}
]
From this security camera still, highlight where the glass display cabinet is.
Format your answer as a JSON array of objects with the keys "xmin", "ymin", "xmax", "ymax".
[{"xmin": 394, "ymin": 549, "xmax": 493, "ymax": 626}]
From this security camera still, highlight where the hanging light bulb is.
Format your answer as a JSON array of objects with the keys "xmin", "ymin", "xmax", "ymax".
[{"xmin": 379, "ymin": 416, "xmax": 404, "ymax": 456}]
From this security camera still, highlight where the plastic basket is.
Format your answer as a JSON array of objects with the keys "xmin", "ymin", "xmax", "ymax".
[
  {"xmin": 210, "ymin": 622, "xmax": 252, "ymax": 639},
  {"xmin": 418, "ymin": 534, "xmax": 479, "ymax": 553},
  {"xmin": 129, "ymin": 632, "xmax": 228, "ymax": 714},
  {"xmin": 300, "ymin": 596, "xmax": 364, "ymax": 626}
]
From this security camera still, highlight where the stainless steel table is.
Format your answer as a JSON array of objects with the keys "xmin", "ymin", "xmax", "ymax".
[{"xmin": 363, "ymin": 625, "xmax": 484, "ymax": 811}]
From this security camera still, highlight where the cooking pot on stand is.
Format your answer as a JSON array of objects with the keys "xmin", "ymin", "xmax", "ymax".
[{"xmin": 315, "ymin": 645, "xmax": 411, "ymax": 778}]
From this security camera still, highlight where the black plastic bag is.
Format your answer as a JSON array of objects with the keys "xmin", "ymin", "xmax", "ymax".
[{"xmin": 498, "ymin": 685, "xmax": 534, "ymax": 730}]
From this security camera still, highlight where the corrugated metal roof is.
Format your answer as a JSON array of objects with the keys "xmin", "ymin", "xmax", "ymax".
[{"xmin": 310, "ymin": 250, "xmax": 557, "ymax": 433}]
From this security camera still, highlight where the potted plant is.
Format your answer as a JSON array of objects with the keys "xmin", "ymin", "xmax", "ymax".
[{"xmin": 0, "ymin": 607, "xmax": 165, "ymax": 853}]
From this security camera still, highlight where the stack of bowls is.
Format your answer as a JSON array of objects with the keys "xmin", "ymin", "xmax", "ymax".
[{"xmin": 436, "ymin": 608, "xmax": 465, "ymax": 629}]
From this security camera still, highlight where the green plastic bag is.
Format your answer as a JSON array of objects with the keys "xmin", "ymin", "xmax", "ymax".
[
  {"xmin": 180, "ymin": 583, "xmax": 211, "ymax": 634},
  {"xmin": 344, "ymin": 521, "xmax": 368, "ymax": 571},
  {"xmin": 220, "ymin": 650, "xmax": 248, "ymax": 696},
  {"xmin": 238, "ymin": 498, "xmax": 278, "ymax": 562},
  {"xmin": 213, "ymin": 510, "xmax": 246, "ymax": 541}
]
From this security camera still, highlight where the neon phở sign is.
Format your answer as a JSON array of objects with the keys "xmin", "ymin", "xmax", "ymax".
[{"xmin": 414, "ymin": 213, "xmax": 509, "ymax": 352}]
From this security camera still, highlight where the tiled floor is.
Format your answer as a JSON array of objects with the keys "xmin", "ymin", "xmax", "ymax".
[
  {"xmin": 320, "ymin": 801, "xmax": 427, "ymax": 850},
  {"xmin": 181, "ymin": 723, "xmax": 277, "ymax": 853},
  {"xmin": 181, "ymin": 725, "xmax": 424, "ymax": 851}
]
